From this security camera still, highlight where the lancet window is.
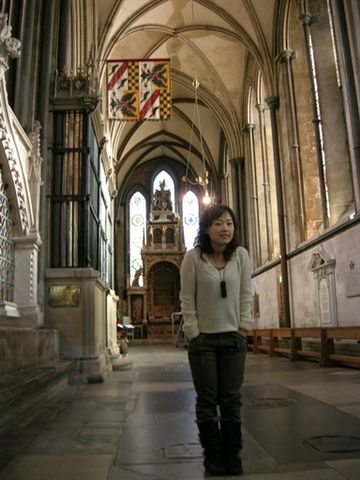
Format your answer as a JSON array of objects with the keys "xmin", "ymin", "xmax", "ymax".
[{"xmin": 129, "ymin": 191, "xmax": 146, "ymax": 284}]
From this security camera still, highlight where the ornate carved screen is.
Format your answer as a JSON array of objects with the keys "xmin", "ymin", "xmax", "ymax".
[
  {"xmin": 0, "ymin": 167, "xmax": 14, "ymax": 301},
  {"xmin": 148, "ymin": 261, "xmax": 180, "ymax": 319}
]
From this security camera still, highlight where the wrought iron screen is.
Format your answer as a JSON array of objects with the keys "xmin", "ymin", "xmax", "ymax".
[
  {"xmin": 50, "ymin": 111, "xmax": 112, "ymax": 285},
  {"xmin": 0, "ymin": 168, "xmax": 14, "ymax": 301}
]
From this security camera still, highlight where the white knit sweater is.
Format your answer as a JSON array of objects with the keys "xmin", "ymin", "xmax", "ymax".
[{"xmin": 180, "ymin": 246, "xmax": 254, "ymax": 340}]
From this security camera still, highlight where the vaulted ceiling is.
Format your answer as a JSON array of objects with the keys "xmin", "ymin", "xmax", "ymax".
[{"xmin": 94, "ymin": 0, "xmax": 277, "ymax": 193}]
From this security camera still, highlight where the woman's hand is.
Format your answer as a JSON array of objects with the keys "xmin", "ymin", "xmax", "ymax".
[{"xmin": 237, "ymin": 328, "xmax": 248, "ymax": 337}]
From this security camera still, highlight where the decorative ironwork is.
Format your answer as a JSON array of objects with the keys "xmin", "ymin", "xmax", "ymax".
[
  {"xmin": 50, "ymin": 111, "xmax": 112, "ymax": 285},
  {"xmin": 0, "ymin": 168, "xmax": 14, "ymax": 301}
]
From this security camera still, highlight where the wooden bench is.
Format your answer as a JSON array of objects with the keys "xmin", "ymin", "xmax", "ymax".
[
  {"xmin": 322, "ymin": 326, "xmax": 360, "ymax": 367},
  {"xmin": 249, "ymin": 327, "xmax": 360, "ymax": 368},
  {"xmin": 271, "ymin": 328, "xmax": 293, "ymax": 359},
  {"xmin": 293, "ymin": 327, "xmax": 322, "ymax": 363},
  {"xmin": 252, "ymin": 329, "xmax": 272, "ymax": 354}
]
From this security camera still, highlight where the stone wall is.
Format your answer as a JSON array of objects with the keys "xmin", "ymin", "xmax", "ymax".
[
  {"xmin": 0, "ymin": 327, "xmax": 59, "ymax": 375},
  {"xmin": 253, "ymin": 223, "xmax": 360, "ymax": 329}
]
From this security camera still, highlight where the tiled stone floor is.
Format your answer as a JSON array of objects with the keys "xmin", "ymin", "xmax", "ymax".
[{"xmin": 1, "ymin": 344, "xmax": 360, "ymax": 479}]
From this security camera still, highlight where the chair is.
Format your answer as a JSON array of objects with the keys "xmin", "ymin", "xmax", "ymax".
[{"xmin": 119, "ymin": 316, "xmax": 135, "ymax": 340}]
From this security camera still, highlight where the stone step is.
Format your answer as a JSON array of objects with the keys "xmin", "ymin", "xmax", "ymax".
[{"xmin": 0, "ymin": 360, "xmax": 74, "ymax": 429}]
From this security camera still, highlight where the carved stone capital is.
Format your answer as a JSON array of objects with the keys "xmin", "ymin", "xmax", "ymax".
[
  {"xmin": 277, "ymin": 49, "xmax": 295, "ymax": 64},
  {"xmin": 265, "ymin": 96, "xmax": 280, "ymax": 110},
  {"xmin": 0, "ymin": 14, "xmax": 21, "ymax": 77},
  {"xmin": 255, "ymin": 103, "xmax": 266, "ymax": 113},
  {"xmin": 243, "ymin": 123, "xmax": 255, "ymax": 132},
  {"xmin": 299, "ymin": 12, "xmax": 312, "ymax": 26}
]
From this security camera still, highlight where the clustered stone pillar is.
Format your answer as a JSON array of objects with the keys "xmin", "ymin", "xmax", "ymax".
[
  {"xmin": 265, "ymin": 96, "xmax": 291, "ymax": 328},
  {"xmin": 278, "ymin": 49, "xmax": 306, "ymax": 240},
  {"xmin": 255, "ymin": 103, "xmax": 274, "ymax": 261},
  {"xmin": 243, "ymin": 123, "xmax": 261, "ymax": 266},
  {"xmin": 229, "ymin": 157, "xmax": 247, "ymax": 247}
]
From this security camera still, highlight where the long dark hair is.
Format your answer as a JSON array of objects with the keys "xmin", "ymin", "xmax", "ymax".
[{"xmin": 194, "ymin": 204, "xmax": 240, "ymax": 260}]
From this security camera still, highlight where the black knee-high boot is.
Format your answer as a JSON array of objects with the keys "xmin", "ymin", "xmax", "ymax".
[
  {"xmin": 220, "ymin": 421, "xmax": 243, "ymax": 475},
  {"xmin": 198, "ymin": 421, "xmax": 226, "ymax": 476}
]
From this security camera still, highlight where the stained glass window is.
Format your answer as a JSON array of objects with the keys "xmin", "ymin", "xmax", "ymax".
[
  {"xmin": 129, "ymin": 191, "xmax": 146, "ymax": 285},
  {"xmin": 182, "ymin": 191, "xmax": 199, "ymax": 250}
]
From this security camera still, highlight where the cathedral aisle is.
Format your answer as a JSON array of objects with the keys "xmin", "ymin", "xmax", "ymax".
[{"xmin": 1, "ymin": 344, "xmax": 360, "ymax": 480}]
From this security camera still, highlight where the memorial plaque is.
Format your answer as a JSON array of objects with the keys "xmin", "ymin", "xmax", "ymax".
[
  {"xmin": 48, "ymin": 285, "xmax": 81, "ymax": 307},
  {"xmin": 319, "ymin": 277, "xmax": 331, "ymax": 325}
]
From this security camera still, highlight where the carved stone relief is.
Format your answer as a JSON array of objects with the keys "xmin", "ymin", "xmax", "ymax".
[
  {"xmin": 28, "ymin": 121, "xmax": 43, "ymax": 185},
  {"xmin": 0, "ymin": 110, "xmax": 30, "ymax": 235},
  {"xmin": 309, "ymin": 245, "xmax": 338, "ymax": 326},
  {"xmin": 0, "ymin": 13, "xmax": 21, "ymax": 77}
]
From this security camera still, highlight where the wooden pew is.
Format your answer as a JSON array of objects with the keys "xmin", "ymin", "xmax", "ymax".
[
  {"xmin": 252, "ymin": 329, "xmax": 272, "ymax": 354},
  {"xmin": 322, "ymin": 326, "xmax": 360, "ymax": 367},
  {"xmin": 293, "ymin": 327, "xmax": 323, "ymax": 363},
  {"xmin": 271, "ymin": 328, "xmax": 294, "ymax": 359}
]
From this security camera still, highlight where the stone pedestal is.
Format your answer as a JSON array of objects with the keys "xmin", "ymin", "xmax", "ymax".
[
  {"xmin": 13, "ymin": 232, "xmax": 43, "ymax": 327},
  {"xmin": 45, "ymin": 268, "xmax": 114, "ymax": 383}
]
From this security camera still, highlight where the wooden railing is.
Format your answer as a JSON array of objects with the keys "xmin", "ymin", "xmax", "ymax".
[{"xmin": 248, "ymin": 327, "xmax": 360, "ymax": 367}]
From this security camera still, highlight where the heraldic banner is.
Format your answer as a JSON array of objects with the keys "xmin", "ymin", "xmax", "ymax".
[{"xmin": 107, "ymin": 59, "xmax": 171, "ymax": 121}]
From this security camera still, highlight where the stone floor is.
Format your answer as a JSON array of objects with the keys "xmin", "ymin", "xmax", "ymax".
[{"xmin": 1, "ymin": 343, "xmax": 360, "ymax": 480}]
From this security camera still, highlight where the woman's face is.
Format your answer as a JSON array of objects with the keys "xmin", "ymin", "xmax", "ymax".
[{"xmin": 206, "ymin": 212, "xmax": 234, "ymax": 250}]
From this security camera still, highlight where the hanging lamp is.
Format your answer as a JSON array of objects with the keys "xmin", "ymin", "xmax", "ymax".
[
  {"xmin": 181, "ymin": 78, "xmax": 213, "ymax": 206},
  {"xmin": 180, "ymin": 0, "xmax": 214, "ymax": 206}
]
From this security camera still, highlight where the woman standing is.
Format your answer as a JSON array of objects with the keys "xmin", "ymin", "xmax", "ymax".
[{"xmin": 180, "ymin": 204, "xmax": 253, "ymax": 476}]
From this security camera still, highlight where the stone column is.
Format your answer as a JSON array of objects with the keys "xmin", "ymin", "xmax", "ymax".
[
  {"xmin": 256, "ymin": 103, "xmax": 274, "ymax": 260},
  {"xmin": 14, "ymin": 0, "xmax": 37, "ymax": 131},
  {"xmin": 265, "ymin": 96, "xmax": 291, "ymax": 327},
  {"xmin": 230, "ymin": 157, "xmax": 247, "ymax": 247},
  {"xmin": 57, "ymin": 0, "xmax": 71, "ymax": 69},
  {"xmin": 278, "ymin": 50, "xmax": 306, "ymax": 240},
  {"xmin": 244, "ymin": 123, "xmax": 261, "ymax": 266},
  {"xmin": 330, "ymin": 0, "xmax": 360, "ymax": 208},
  {"xmin": 220, "ymin": 172, "xmax": 230, "ymax": 206},
  {"xmin": 13, "ymin": 232, "xmax": 43, "ymax": 326},
  {"xmin": 0, "ymin": 12, "xmax": 21, "ymax": 79},
  {"xmin": 36, "ymin": 0, "xmax": 57, "ymax": 308}
]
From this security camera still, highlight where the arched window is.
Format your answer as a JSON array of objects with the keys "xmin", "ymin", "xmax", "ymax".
[
  {"xmin": 129, "ymin": 191, "xmax": 146, "ymax": 285},
  {"xmin": 182, "ymin": 191, "xmax": 199, "ymax": 250},
  {"xmin": 287, "ymin": 0, "xmax": 354, "ymax": 238}
]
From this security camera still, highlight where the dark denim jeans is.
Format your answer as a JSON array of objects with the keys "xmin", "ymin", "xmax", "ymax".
[{"xmin": 188, "ymin": 332, "xmax": 247, "ymax": 423}]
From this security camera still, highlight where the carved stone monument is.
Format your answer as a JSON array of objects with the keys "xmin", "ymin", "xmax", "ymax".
[
  {"xmin": 129, "ymin": 180, "xmax": 185, "ymax": 339},
  {"xmin": 309, "ymin": 245, "xmax": 338, "ymax": 326}
]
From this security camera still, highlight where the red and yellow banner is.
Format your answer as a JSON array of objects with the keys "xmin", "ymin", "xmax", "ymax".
[{"xmin": 107, "ymin": 59, "xmax": 171, "ymax": 121}]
